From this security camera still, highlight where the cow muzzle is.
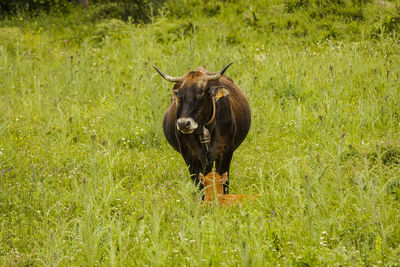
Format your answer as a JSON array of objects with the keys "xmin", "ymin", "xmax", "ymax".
[{"xmin": 176, "ymin": 118, "xmax": 198, "ymax": 134}]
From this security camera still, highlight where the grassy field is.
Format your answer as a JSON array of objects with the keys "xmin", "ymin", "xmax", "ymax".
[{"xmin": 1, "ymin": 1, "xmax": 400, "ymax": 265}]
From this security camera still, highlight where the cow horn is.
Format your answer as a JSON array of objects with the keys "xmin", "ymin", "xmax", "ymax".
[
  {"xmin": 153, "ymin": 66, "xmax": 183, "ymax": 82},
  {"xmin": 206, "ymin": 62, "xmax": 233, "ymax": 81}
]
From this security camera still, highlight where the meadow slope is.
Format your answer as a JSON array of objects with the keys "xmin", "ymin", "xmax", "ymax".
[{"xmin": 1, "ymin": 1, "xmax": 400, "ymax": 265}]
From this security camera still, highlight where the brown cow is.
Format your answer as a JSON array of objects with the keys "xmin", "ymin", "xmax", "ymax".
[
  {"xmin": 153, "ymin": 63, "xmax": 251, "ymax": 193},
  {"xmin": 199, "ymin": 171, "xmax": 258, "ymax": 207}
]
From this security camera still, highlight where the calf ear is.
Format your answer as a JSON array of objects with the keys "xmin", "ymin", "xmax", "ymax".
[
  {"xmin": 199, "ymin": 173, "xmax": 205, "ymax": 185},
  {"xmin": 210, "ymin": 86, "xmax": 230, "ymax": 102},
  {"xmin": 221, "ymin": 172, "xmax": 228, "ymax": 184}
]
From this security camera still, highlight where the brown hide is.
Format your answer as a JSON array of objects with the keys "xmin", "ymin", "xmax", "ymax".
[{"xmin": 200, "ymin": 172, "xmax": 258, "ymax": 207}]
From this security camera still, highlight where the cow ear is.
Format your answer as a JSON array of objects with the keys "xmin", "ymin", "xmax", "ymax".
[
  {"xmin": 172, "ymin": 82, "xmax": 181, "ymax": 90},
  {"xmin": 199, "ymin": 173, "xmax": 205, "ymax": 184},
  {"xmin": 210, "ymin": 86, "xmax": 230, "ymax": 102},
  {"xmin": 221, "ymin": 172, "xmax": 228, "ymax": 184}
]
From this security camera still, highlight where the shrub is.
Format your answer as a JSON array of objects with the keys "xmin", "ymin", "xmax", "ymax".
[
  {"xmin": 0, "ymin": 0, "xmax": 166, "ymax": 23},
  {"xmin": 88, "ymin": 18, "xmax": 130, "ymax": 46},
  {"xmin": 0, "ymin": 0, "xmax": 73, "ymax": 16}
]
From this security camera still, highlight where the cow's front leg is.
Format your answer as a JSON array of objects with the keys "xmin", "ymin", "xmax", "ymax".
[
  {"xmin": 181, "ymin": 149, "xmax": 205, "ymax": 190},
  {"xmin": 215, "ymin": 147, "xmax": 234, "ymax": 194}
]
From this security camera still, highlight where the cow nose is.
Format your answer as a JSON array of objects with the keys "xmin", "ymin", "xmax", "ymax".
[
  {"xmin": 177, "ymin": 118, "xmax": 191, "ymax": 130},
  {"xmin": 177, "ymin": 118, "xmax": 198, "ymax": 134}
]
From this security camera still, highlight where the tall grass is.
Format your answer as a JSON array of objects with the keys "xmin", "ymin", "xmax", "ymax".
[{"xmin": 1, "ymin": 1, "xmax": 400, "ymax": 265}]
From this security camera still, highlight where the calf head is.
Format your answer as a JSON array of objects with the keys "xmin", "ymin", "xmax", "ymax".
[
  {"xmin": 199, "ymin": 171, "xmax": 228, "ymax": 202},
  {"xmin": 153, "ymin": 64, "xmax": 232, "ymax": 134}
]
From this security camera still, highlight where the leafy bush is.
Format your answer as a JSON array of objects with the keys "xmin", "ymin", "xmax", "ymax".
[
  {"xmin": 285, "ymin": 0, "xmax": 309, "ymax": 13},
  {"xmin": 151, "ymin": 18, "xmax": 194, "ymax": 43},
  {"xmin": 201, "ymin": 2, "xmax": 222, "ymax": 17},
  {"xmin": 1, "ymin": 0, "xmax": 166, "ymax": 23},
  {"xmin": 382, "ymin": 14, "xmax": 400, "ymax": 35},
  {"xmin": 0, "ymin": 0, "xmax": 74, "ymax": 16},
  {"xmin": 88, "ymin": 18, "xmax": 130, "ymax": 45}
]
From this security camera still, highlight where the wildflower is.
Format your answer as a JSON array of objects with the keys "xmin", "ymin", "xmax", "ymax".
[{"xmin": 270, "ymin": 210, "xmax": 276, "ymax": 222}]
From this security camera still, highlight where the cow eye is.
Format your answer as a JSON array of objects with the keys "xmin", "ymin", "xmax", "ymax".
[
  {"xmin": 173, "ymin": 90, "xmax": 181, "ymax": 98},
  {"xmin": 196, "ymin": 92, "xmax": 205, "ymax": 100}
]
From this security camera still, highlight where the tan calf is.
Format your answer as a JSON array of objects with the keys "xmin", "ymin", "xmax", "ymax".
[{"xmin": 199, "ymin": 172, "xmax": 258, "ymax": 207}]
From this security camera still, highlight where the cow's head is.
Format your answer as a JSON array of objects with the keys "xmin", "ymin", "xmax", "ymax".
[{"xmin": 153, "ymin": 63, "xmax": 232, "ymax": 134}]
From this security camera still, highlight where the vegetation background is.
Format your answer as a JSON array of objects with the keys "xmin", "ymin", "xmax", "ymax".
[{"xmin": 1, "ymin": 0, "xmax": 400, "ymax": 265}]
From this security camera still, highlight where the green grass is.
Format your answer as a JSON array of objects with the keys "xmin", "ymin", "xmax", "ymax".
[{"xmin": 1, "ymin": 1, "xmax": 400, "ymax": 265}]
